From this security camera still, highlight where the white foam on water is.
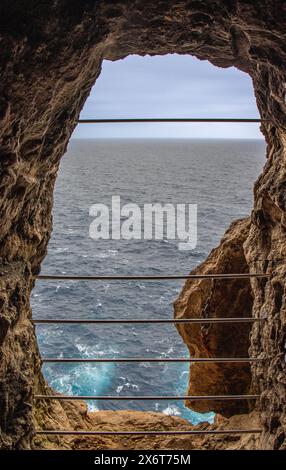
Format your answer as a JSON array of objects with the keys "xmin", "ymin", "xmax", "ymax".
[
  {"xmin": 136, "ymin": 283, "xmax": 146, "ymax": 290},
  {"xmin": 54, "ymin": 247, "xmax": 69, "ymax": 253},
  {"xmin": 163, "ymin": 404, "xmax": 181, "ymax": 416}
]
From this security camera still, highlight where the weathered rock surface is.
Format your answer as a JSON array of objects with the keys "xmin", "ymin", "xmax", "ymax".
[
  {"xmin": 33, "ymin": 398, "xmax": 261, "ymax": 451},
  {"xmin": 0, "ymin": 0, "xmax": 285, "ymax": 449},
  {"xmin": 0, "ymin": 262, "xmax": 40, "ymax": 449},
  {"xmin": 174, "ymin": 218, "xmax": 254, "ymax": 417}
]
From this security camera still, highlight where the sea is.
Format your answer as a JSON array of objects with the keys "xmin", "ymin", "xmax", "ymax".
[{"xmin": 31, "ymin": 138, "xmax": 265, "ymax": 424}]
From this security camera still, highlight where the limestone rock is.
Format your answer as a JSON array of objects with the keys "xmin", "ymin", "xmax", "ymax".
[
  {"xmin": 174, "ymin": 218, "xmax": 254, "ymax": 417},
  {"xmin": 33, "ymin": 398, "xmax": 261, "ymax": 451}
]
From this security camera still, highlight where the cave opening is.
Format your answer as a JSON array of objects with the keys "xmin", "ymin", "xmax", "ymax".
[
  {"xmin": 2, "ymin": 1, "xmax": 286, "ymax": 451},
  {"xmin": 31, "ymin": 54, "xmax": 266, "ymax": 426}
]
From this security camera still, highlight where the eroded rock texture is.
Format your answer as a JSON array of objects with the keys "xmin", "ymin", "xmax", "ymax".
[
  {"xmin": 174, "ymin": 218, "xmax": 254, "ymax": 417},
  {"xmin": 0, "ymin": 263, "xmax": 40, "ymax": 449},
  {"xmin": 33, "ymin": 398, "xmax": 261, "ymax": 450},
  {"xmin": 0, "ymin": 0, "xmax": 285, "ymax": 449}
]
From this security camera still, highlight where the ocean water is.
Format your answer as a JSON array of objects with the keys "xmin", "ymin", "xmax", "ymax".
[{"xmin": 31, "ymin": 138, "xmax": 265, "ymax": 424}]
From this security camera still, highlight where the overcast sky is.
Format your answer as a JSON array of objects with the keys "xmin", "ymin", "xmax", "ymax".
[{"xmin": 73, "ymin": 54, "xmax": 262, "ymax": 139}]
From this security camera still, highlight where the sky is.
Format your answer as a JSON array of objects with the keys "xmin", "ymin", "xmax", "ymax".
[{"xmin": 73, "ymin": 54, "xmax": 262, "ymax": 139}]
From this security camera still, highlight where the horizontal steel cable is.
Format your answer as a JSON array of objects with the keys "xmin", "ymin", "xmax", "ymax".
[
  {"xmin": 34, "ymin": 394, "xmax": 260, "ymax": 401},
  {"xmin": 35, "ymin": 429, "xmax": 263, "ymax": 435},
  {"xmin": 33, "ymin": 317, "xmax": 264, "ymax": 324},
  {"xmin": 35, "ymin": 273, "xmax": 270, "ymax": 280},
  {"xmin": 77, "ymin": 118, "xmax": 264, "ymax": 124},
  {"xmin": 41, "ymin": 357, "xmax": 263, "ymax": 363}
]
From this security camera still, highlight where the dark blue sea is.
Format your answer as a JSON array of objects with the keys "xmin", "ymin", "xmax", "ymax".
[{"xmin": 32, "ymin": 138, "xmax": 265, "ymax": 424}]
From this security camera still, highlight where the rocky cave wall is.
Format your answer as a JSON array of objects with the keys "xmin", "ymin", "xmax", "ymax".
[{"xmin": 0, "ymin": 0, "xmax": 285, "ymax": 449}]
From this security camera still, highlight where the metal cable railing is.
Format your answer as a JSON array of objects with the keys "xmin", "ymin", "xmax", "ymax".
[
  {"xmin": 41, "ymin": 357, "xmax": 263, "ymax": 363},
  {"xmin": 30, "ymin": 113, "xmax": 270, "ymax": 439},
  {"xmin": 35, "ymin": 394, "xmax": 260, "ymax": 401},
  {"xmin": 77, "ymin": 118, "xmax": 265, "ymax": 124},
  {"xmin": 34, "ymin": 270, "xmax": 267, "ymax": 437},
  {"xmin": 35, "ymin": 273, "xmax": 270, "ymax": 281},
  {"xmin": 33, "ymin": 317, "xmax": 264, "ymax": 324},
  {"xmin": 36, "ymin": 429, "xmax": 263, "ymax": 436}
]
